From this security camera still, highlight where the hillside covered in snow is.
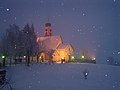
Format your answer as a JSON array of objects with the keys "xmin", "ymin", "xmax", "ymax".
[{"xmin": 3, "ymin": 63, "xmax": 120, "ymax": 90}]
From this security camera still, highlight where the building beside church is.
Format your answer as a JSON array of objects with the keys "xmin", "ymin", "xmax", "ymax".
[{"xmin": 37, "ymin": 22, "xmax": 74, "ymax": 63}]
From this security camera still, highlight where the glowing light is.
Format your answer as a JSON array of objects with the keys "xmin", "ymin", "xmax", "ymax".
[
  {"xmin": 24, "ymin": 56, "xmax": 26, "ymax": 58},
  {"xmin": 82, "ymin": 55, "xmax": 84, "ymax": 59},
  {"xmin": 85, "ymin": 73, "xmax": 88, "ymax": 76},
  {"xmin": 2, "ymin": 56, "xmax": 5, "ymax": 59},
  {"xmin": 56, "ymin": 61, "xmax": 62, "ymax": 64},
  {"xmin": 39, "ymin": 56, "xmax": 41, "ymax": 59},
  {"xmin": 71, "ymin": 56, "xmax": 75, "ymax": 59},
  {"xmin": 61, "ymin": 57, "xmax": 64, "ymax": 59},
  {"xmin": 92, "ymin": 57, "xmax": 96, "ymax": 60}
]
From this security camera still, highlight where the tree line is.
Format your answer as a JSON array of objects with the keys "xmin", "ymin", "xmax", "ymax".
[{"xmin": 0, "ymin": 24, "xmax": 39, "ymax": 66}]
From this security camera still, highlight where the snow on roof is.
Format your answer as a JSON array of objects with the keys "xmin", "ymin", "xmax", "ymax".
[
  {"xmin": 37, "ymin": 35, "xmax": 62, "ymax": 50},
  {"xmin": 57, "ymin": 43, "xmax": 70, "ymax": 50}
]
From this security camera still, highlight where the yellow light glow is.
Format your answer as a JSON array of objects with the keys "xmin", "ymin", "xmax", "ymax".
[
  {"xmin": 56, "ymin": 61, "xmax": 62, "ymax": 64},
  {"xmin": 82, "ymin": 55, "xmax": 85, "ymax": 59},
  {"xmin": 61, "ymin": 57, "xmax": 64, "ymax": 59},
  {"xmin": 39, "ymin": 56, "xmax": 41, "ymax": 59},
  {"xmin": 71, "ymin": 56, "xmax": 75, "ymax": 59}
]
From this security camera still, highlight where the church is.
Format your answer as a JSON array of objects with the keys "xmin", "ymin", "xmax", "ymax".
[{"xmin": 37, "ymin": 22, "xmax": 74, "ymax": 63}]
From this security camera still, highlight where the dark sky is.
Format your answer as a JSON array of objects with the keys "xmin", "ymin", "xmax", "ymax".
[{"xmin": 0, "ymin": 0, "xmax": 120, "ymax": 63}]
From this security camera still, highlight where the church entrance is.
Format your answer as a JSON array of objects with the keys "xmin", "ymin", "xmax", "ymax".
[{"xmin": 40, "ymin": 52, "xmax": 45, "ymax": 62}]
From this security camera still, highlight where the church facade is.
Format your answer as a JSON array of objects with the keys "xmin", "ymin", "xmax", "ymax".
[{"xmin": 37, "ymin": 22, "xmax": 74, "ymax": 63}]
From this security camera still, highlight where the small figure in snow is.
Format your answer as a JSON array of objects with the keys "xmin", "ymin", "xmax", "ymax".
[{"xmin": 83, "ymin": 68, "xmax": 89, "ymax": 79}]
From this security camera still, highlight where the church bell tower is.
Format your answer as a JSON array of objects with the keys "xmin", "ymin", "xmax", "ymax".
[{"xmin": 44, "ymin": 22, "xmax": 52, "ymax": 36}]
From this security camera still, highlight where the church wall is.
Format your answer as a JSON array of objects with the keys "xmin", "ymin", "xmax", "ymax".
[
  {"xmin": 37, "ymin": 22, "xmax": 75, "ymax": 63},
  {"xmin": 53, "ymin": 50, "xmax": 70, "ymax": 62}
]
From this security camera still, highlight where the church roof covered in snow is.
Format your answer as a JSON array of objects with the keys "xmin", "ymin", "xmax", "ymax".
[
  {"xmin": 57, "ymin": 44, "xmax": 71, "ymax": 50},
  {"xmin": 37, "ymin": 35, "xmax": 62, "ymax": 50}
]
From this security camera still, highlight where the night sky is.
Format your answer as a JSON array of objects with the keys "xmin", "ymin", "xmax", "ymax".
[{"xmin": 0, "ymin": 0, "xmax": 120, "ymax": 63}]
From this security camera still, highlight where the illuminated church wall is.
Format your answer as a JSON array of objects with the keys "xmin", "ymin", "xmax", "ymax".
[{"xmin": 37, "ymin": 22, "xmax": 74, "ymax": 63}]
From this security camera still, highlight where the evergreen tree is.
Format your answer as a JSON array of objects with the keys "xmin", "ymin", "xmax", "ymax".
[
  {"xmin": 22, "ymin": 24, "xmax": 38, "ymax": 66},
  {"xmin": 0, "ymin": 24, "xmax": 21, "ymax": 65}
]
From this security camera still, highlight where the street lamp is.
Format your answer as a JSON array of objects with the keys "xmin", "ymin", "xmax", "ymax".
[
  {"xmin": 82, "ymin": 55, "xmax": 85, "ymax": 59},
  {"xmin": 71, "ymin": 56, "xmax": 75, "ymax": 59},
  {"xmin": 2, "ymin": 55, "xmax": 5, "ymax": 59},
  {"xmin": 23, "ymin": 56, "xmax": 26, "ymax": 58},
  {"xmin": 2, "ymin": 55, "xmax": 6, "ymax": 66},
  {"xmin": 92, "ymin": 57, "xmax": 96, "ymax": 60}
]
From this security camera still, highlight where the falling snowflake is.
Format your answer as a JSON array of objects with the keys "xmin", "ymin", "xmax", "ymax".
[
  {"xmin": 40, "ymin": 0, "xmax": 44, "ymax": 4},
  {"xmin": 61, "ymin": 2, "xmax": 64, "ymax": 6},
  {"xmin": 14, "ymin": 17, "xmax": 17, "ymax": 20},
  {"xmin": 118, "ymin": 51, "xmax": 120, "ymax": 54},
  {"xmin": 38, "ymin": 81, "xmax": 41, "ymax": 83},
  {"xmin": 113, "ymin": 85, "xmax": 115, "ymax": 88},
  {"xmin": 100, "ymin": 26, "xmax": 103, "ymax": 30},
  {"xmin": 52, "ymin": 15, "xmax": 56, "ymax": 18},
  {"xmin": 28, "ymin": 85, "xmax": 32, "ymax": 88},
  {"xmin": 3, "ymin": 19, "xmax": 6, "ymax": 22},
  {"xmin": 77, "ymin": 29, "xmax": 80, "ymax": 32},
  {"xmin": 113, "ymin": 0, "xmax": 116, "ymax": 2},
  {"xmin": 97, "ymin": 44, "xmax": 101, "ymax": 48},
  {"xmin": 58, "ymin": 14, "xmax": 61, "ymax": 17},
  {"xmin": 105, "ymin": 74, "xmax": 108, "ymax": 77},
  {"xmin": 113, "ymin": 52, "xmax": 115, "ymax": 55},
  {"xmin": 93, "ymin": 25, "xmax": 95, "ymax": 29},
  {"xmin": 6, "ymin": 8, "xmax": 10, "ymax": 11},
  {"xmin": 72, "ymin": 8, "xmax": 75, "ymax": 11},
  {"xmin": 90, "ymin": 30, "xmax": 93, "ymax": 33},
  {"xmin": 82, "ymin": 13, "xmax": 85, "ymax": 16}
]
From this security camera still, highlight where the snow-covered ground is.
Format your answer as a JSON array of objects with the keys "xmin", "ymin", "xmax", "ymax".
[{"xmin": 4, "ymin": 63, "xmax": 120, "ymax": 90}]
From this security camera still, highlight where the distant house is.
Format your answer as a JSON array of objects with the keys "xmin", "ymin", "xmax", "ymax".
[{"xmin": 37, "ymin": 22, "xmax": 74, "ymax": 63}]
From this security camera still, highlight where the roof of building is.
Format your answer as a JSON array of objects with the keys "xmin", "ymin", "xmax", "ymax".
[
  {"xmin": 57, "ymin": 43, "xmax": 73, "ymax": 50},
  {"xmin": 45, "ymin": 23, "xmax": 51, "ymax": 27},
  {"xmin": 37, "ymin": 35, "xmax": 62, "ymax": 50},
  {"xmin": 57, "ymin": 44, "xmax": 70, "ymax": 50}
]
